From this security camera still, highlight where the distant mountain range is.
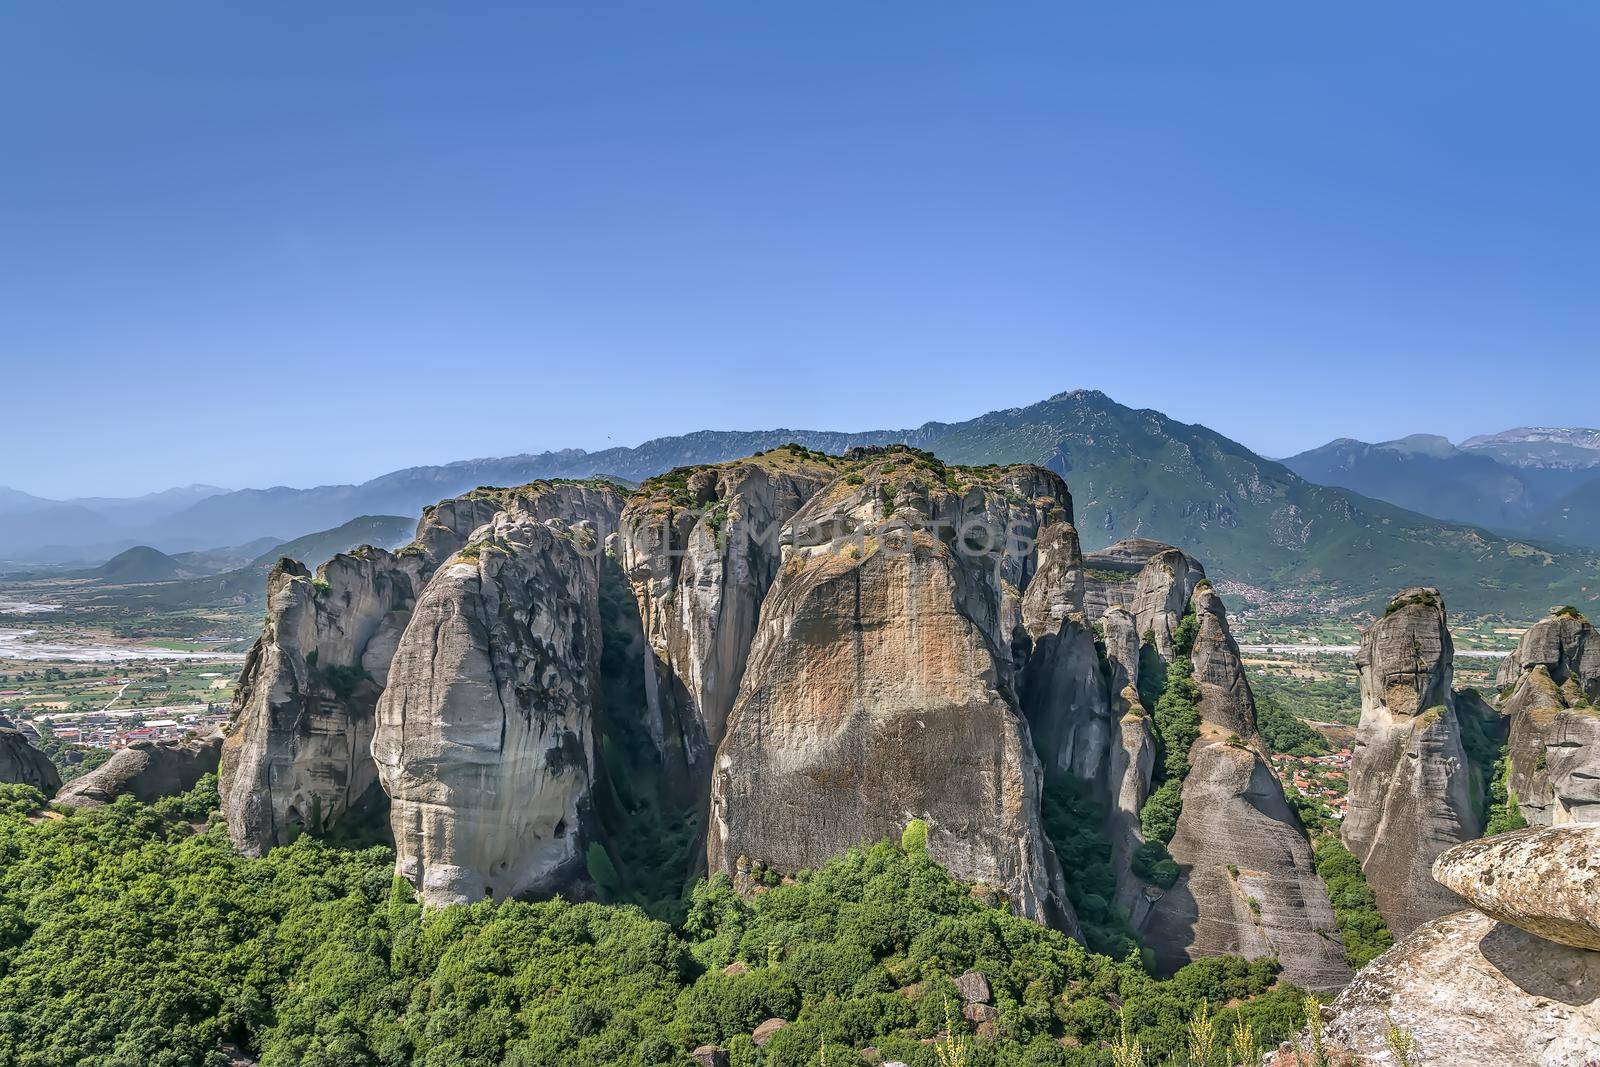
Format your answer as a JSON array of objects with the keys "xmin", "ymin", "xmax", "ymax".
[
  {"xmin": 5, "ymin": 393, "xmax": 1598, "ymax": 618},
  {"xmin": 1281, "ymin": 427, "xmax": 1600, "ymax": 549}
]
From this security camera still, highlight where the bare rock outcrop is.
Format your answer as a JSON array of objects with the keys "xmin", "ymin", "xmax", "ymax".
[
  {"xmin": 219, "ymin": 553, "xmax": 426, "ymax": 853},
  {"xmin": 373, "ymin": 507, "xmax": 605, "ymax": 905},
  {"xmin": 1342, "ymin": 588, "xmax": 1481, "ymax": 936},
  {"xmin": 1019, "ymin": 522, "xmax": 1113, "ymax": 788},
  {"xmin": 55, "ymin": 734, "xmax": 221, "ymax": 808},
  {"xmin": 1081, "ymin": 539, "xmax": 1206, "ymax": 660},
  {"xmin": 1498, "ymin": 608, "xmax": 1600, "ymax": 826},
  {"xmin": 1138, "ymin": 584, "xmax": 1351, "ymax": 991},
  {"xmin": 1142, "ymin": 740, "xmax": 1351, "ymax": 991},
  {"xmin": 1432, "ymin": 824, "xmax": 1600, "ymax": 951},
  {"xmin": 619, "ymin": 449, "xmax": 841, "ymax": 793},
  {"xmin": 0, "ymin": 728, "xmax": 60, "ymax": 793},
  {"xmin": 221, "ymin": 481, "xmax": 624, "ymax": 856},
  {"xmin": 707, "ymin": 449, "xmax": 1074, "ymax": 927},
  {"xmin": 1324, "ymin": 907, "xmax": 1600, "ymax": 1066}
]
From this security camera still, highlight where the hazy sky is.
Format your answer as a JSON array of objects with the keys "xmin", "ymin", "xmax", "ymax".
[{"xmin": 3, "ymin": 3, "xmax": 1597, "ymax": 498}]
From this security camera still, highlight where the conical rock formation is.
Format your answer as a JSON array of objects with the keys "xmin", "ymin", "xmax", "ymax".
[{"xmin": 1138, "ymin": 584, "xmax": 1351, "ymax": 991}]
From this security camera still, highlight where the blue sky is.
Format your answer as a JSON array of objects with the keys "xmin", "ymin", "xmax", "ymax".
[{"xmin": 3, "ymin": 3, "xmax": 1596, "ymax": 497}]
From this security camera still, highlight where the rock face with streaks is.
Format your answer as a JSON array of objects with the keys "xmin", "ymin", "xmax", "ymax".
[
  {"xmin": 707, "ymin": 448, "xmax": 1075, "ymax": 927},
  {"xmin": 0, "ymin": 728, "xmax": 60, "ymax": 793},
  {"xmin": 220, "ymin": 552, "xmax": 428, "ymax": 854},
  {"xmin": 1019, "ymin": 522, "xmax": 1113, "ymax": 789},
  {"xmin": 373, "ymin": 505, "xmax": 607, "ymax": 905},
  {"xmin": 1138, "ymin": 584, "xmax": 1351, "ymax": 992},
  {"xmin": 1342, "ymin": 588, "xmax": 1481, "ymax": 936},
  {"xmin": 221, "ymin": 481, "xmax": 624, "ymax": 855},
  {"xmin": 1324, "ymin": 822, "xmax": 1600, "ymax": 1065},
  {"xmin": 618, "ymin": 449, "xmax": 842, "ymax": 795},
  {"xmin": 55, "ymin": 734, "xmax": 221, "ymax": 808},
  {"xmin": 1081, "ymin": 539, "xmax": 1206, "ymax": 659},
  {"xmin": 1497, "ymin": 608, "xmax": 1600, "ymax": 826}
]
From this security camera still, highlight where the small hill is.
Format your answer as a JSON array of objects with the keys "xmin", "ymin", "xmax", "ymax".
[{"xmin": 86, "ymin": 546, "xmax": 198, "ymax": 583}]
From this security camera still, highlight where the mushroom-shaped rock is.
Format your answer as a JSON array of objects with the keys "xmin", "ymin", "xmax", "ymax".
[
  {"xmin": 751, "ymin": 1018, "xmax": 787, "ymax": 1047},
  {"xmin": 1323, "ymin": 908, "xmax": 1600, "ymax": 1066},
  {"xmin": 1432, "ymin": 824, "xmax": 1600, "ymax": 951}
]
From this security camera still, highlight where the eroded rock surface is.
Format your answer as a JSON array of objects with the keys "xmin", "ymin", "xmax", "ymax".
[
  {"xmin": 707, "ymin": 449, "xmax": 1073, "ymax": 927},
  {"xmin": 373, "ymin": 507, "xmax": 604, "ymax": 905},
  {"xmin": 619, "ymin": 449, "xmax": 840, "ymax": 793},
  {"xmin": 221, "ymin": 482, "xmax": 624, "ymax": 856},
  {"xmin": 56, "ymin": 734, "xmax": 221, "ymax": 808},
  {"xmin": 1342, "ymin": 587, "xmax": 1480, "ymax": 936},
  {"xmin": 0, "ymin": 728, "xmax": 60, "ymax": 793},
  {"xmin": 1499, "ymin": 608, "xmax": 1600, "ymax": 826},
  {"xmin": 1433, "ymin": 824, "xmax": 1600, "ymax": 951},
  {"xmin": 1324, "ymin": 908, "xmax": 1600, "ymax": 1066},
  {"xmin": 1081, "ymin": 539, "xmax": 1205, "ymax": 659},
  {"xmin": 1139, "ymin": 585, "xmax": 1351, "ymax": 991},
  {"xmin": 1019, "ymin": 522, "xmax": 1113, "ymax": 788}
]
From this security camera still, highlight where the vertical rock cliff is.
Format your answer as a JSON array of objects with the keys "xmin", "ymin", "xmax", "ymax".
[
  {"xmin": 219, "ymin": 552, "xmax": 425, "ymax": 853},
  {"xmin": 1498, "ymin": 607, "xmax": 1600, "ymax": 826},
  {"xmin": 372, "ymin": 506, "xmax": 606, "ymax": 905},
  {"xmin": 1342, "ymin": 588, "xmax": 1481, "ymax": 937},
  {"xmin": 221, "ymin": 481, "xmax": 624, "ymax": 855},
  {"xmin": 707, "ymin": 448, "xmax": 1075, "ymax": 927},
  {"xmin": 618, "ymin": 449, "xmax": 841, "ymax": 795},
  {"xmin": 1138, "ymin": 584, "xmax": 1351, "ymax": 991},
  {"xmin": 1019, "ymin": 522, "xmax": 1113, "ymax": 790}
]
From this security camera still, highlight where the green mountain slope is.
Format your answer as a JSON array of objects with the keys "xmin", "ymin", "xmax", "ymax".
[{"xmin": 892, "ymin": 391, "xmax": 1597, "ymax": 618}]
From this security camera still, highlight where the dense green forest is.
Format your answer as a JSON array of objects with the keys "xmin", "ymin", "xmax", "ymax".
[{"xmin": 0, "ymin": 779, "xmax": 1314, "ymax": 1067}]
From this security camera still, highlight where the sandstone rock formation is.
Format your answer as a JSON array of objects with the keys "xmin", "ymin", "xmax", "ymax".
[
  {"xmin": 707, "ymin": 448, "xmax": 1074, "ymax": 926},
  {"xmin": 1018, "ymin": 522, "xmax": 1113, "ymax": 789},
  {"xmin": 1325, "ymin": 822, "xmax": 1600, "ymax": 1065},
  {"xmin": 1138, "ymin": 585, "xmax": 1351, "ymax": 992},
  {"xmin": 1326, "ymin": 908, "xmax": 1600, "ymax": 1065},
  {"xmin": 619, "ymin": 449, "xmax": 841, "ymax": 793},
  {"xmin": 1433, "ymin": 824, "xmax": 1600, "ymax": 951},
  {"xmin": 0, "ymin": 728, "xmax": 60, "ymax": 792},
  {"xmin": 221, "ymin": 480, "xmax": 624, "ymax": 856},
  {"xmin": 219, "ymin": 553, "xmax": 425, "ymax": 854},
  {"xmin": 1342, "ymin": 588, "xmax": 1481, "ymax": 937},
  {"xmin": 55, "ymin": 734, "xmax": 221, "ymax": 808},
  {"xmin": 1081, "ymin": 539, "xmax": 1206, "ymax": 659},
  {"xmin": 1498, "ymin": 608, "xmax": 1600, "ymax": 826},
  {"xmin": 372, "ymin": 506, "xmax": 605, "ymax": 905}
]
